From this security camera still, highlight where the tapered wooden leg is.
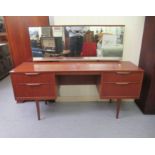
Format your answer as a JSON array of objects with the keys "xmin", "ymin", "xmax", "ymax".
[
  {"xmin": 36, "ymin": 100, "xmax": 40, "ymax": 120},
  {"xmin": 116, "ymin": 99, "xmax": 121, "ymax": 119}
]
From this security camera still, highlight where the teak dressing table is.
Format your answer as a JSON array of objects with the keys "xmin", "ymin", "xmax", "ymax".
[{"xmin": 10, "ymin": 59, "xmax": 143, "ymax": 120}]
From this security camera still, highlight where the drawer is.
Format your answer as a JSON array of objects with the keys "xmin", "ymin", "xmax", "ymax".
[
  {"xmin": 11, "ymin": 73, "xmax": 55, "ymax": 84},
  {"xmin": 14, "ymin": 83, "xmax": 56, "ymax": 98},
  {"xmin": 100, "ymin": 82, "xmax": 141, "ymax": 98},
  {"xmin": 102, "ymin": 72, "xmax": 143, "ymax": 82}
]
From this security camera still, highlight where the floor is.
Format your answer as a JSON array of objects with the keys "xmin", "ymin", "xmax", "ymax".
[{"xmin": 0, "ymin": 76, "xmax": 155, "ymax": 138}]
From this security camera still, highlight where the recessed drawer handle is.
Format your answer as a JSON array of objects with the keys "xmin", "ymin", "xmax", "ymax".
[
  {"xmin": 115, "ymin": 82, "xmax": 129, "ymax": 85},
  {"xmin": 24, "ymin": 73, "xmax": 40, "ymax": 76},
  {"xmin": 25, "ymin": 83, "xmax": 41, "ymax": 86},
  {"xmin": 116, "ymin": 72, "xmax": 131, "ymax": 75}
]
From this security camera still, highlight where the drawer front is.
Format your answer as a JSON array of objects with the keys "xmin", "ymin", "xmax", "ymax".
[
  {"xmin": 14, "ymin": 83, "xmax": 56, "ymax": 98},
  {"xmin": 102, "ymin": 72, "xmax": 143, "ymax": 82},
  {"xmin": 11, "ymin": 73, "xmax": 55, "ymax": 84},
  {"xmin": 100, "ymin": 82, "xmax": 141, "ymax": 98}
]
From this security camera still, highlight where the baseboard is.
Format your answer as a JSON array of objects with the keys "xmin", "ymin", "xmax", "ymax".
[
  {"xmin": 56, "ymin": 96, "xmax": 101, "ymax": 102},
  {"xmin": 56, "ymin": 96, "xmax": 134, "ymax": 103}
]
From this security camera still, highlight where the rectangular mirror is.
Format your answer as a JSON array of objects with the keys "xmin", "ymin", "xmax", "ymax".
[{"xmin": 28, "ymin": 25, "xmax": 125, "ymax": 60}]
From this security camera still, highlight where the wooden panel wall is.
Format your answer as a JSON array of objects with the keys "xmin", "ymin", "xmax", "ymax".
[
  {"xmin": 4, "ymin": 16, "xmax": 49, "ymax": 67},
  {"xmin": 136, "ymin": 16, "xmax": 155, "ymax": 114}
]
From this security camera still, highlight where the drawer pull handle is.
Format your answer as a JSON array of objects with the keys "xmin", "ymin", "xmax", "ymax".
[
  {"xmin": 116, "ymin": 72, "xmax": 131, "ymax": 75},
  {"xmin": 115, "ymin": 82, "xmax": 129, "ymax": 85},
  {"xmin": 26, "ymin": 83, "xmax": 41, "ymax": 86},
  {"xmin": 25, "ymin": 73, "xmax": 40, "ymax": 76}
]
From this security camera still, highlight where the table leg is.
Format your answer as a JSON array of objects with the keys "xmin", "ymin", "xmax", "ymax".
[
  {"xmin": 116, "ymin": 99, "xmax": 121, "ymax": 119},
  {"xmin": 36, "ymin": 100, "xmax": 40, "ymax": 120}
]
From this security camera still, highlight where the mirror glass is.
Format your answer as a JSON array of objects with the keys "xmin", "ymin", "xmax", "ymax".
[{"xmin": 28, "ymin": 25, "xmax": 125, "ymax": 60}]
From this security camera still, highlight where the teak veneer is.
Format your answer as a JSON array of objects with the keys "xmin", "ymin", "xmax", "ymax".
[{"xmin": 10, "ymin": 61, "xmax": 143, "ymax": 120}]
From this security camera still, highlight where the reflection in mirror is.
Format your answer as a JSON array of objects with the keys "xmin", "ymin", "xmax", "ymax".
[{"xmin": 28, "ymin": 26, "xmax": 125, "ymax": 59}]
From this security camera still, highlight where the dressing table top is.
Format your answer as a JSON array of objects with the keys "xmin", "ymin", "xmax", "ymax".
[{"xmin": 11, "ymin": 61, "xmax": 143, "ymax": 73}]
